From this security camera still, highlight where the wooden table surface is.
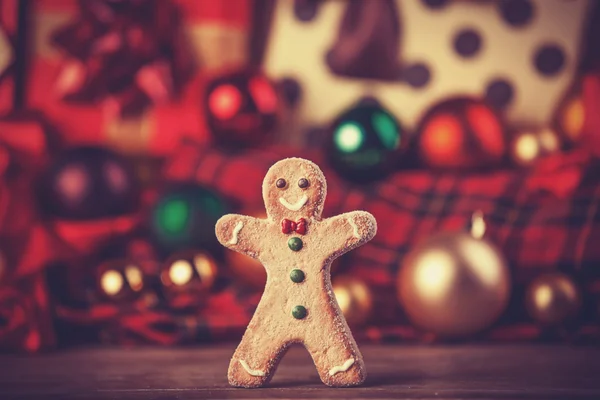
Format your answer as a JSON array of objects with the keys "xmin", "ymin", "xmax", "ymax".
[{"xmin": 1, "ymin": 344, "xmax": 599, "ymax": 399}]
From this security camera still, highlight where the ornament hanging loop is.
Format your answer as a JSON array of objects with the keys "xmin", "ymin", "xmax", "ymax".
[{"xmin": 471, "ymin": 210, "xmax": 486, "ymax": 239}]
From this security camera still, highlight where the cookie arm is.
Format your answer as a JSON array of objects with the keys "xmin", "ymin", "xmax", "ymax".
[
  {"xmin": 320, "ymin": 211, "xmax": 377, "ymax": 258},
  {"xmin": 215, "ymin": 214, "xmax": 267, "ymax": 258}
]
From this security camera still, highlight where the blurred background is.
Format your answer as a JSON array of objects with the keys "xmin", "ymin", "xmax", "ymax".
[{"xmin": 1, "ymin": 0, "xmax": 600, "ymax": 353}]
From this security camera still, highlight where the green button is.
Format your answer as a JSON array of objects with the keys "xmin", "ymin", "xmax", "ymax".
[
  {"xmin": 292, "ymin": 305, "xmax": 307, "ymax": 319},
  {"xmin": 288, "ymin": 237, "xmax": 303, "ymax": 252},
  {"xmin": 290, "ymin": 269, "xmax": 305, "ymax": 283}
]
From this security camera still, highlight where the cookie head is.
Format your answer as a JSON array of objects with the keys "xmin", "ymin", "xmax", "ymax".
[{"xmin": 262, "ymin": 158, "xmax": 327, "ymax": 220}]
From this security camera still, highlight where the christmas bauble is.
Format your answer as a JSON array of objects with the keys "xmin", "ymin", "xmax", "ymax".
[
  {"xmin": 226, "ymin": 209, "xmax": 267, "ymax": 289},
  {"xmin": 97, "ymin": 259, "xmax": 147, "ymax": 303},
  {"xmin": 150, "ymin": 183, "xmax": 229, "ymax": 253},
  {"xmin": 554, "ymin": 84, "xmax": 585, "ymax": 145},
  {"xmin": 93, "ymin": 233, "xmax": 162, "ymax": 304},
  {"xmin": 525, "ymin": 273, "xmax": 582, "ymax": 326},
  {"xmin": 204, "ymin": 69, "xmax": 278, "ymax": 148},
  {"xmin": 509, "ymin": 127, "xmax": 561, "ymax": 166},
  {"xmin": 397, "ymin": 212, "xmax": 511, "ymax": 337},
  {"xmin": 325, "ymin": 99, "xmax": 405, "ymax": 182},
  {"xmin": 160, "ymin": 250, "xmax": 218, "ymax": 310},
  {"xmin": 416, "ymin": 97, "xmax": 506, "ymax": 169},
  {"xmin": 39, "ymin": 146, "xmax": 140, "ymax": 220},
  {"xmin": 333, "ymin": 276, "xmax": 373, "ymax": 326},
  {"xmin": 96, "ymin": 234, "xmax": 163, "ymax": 276}
]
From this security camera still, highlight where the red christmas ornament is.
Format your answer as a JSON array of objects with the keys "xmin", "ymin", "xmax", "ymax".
[
  {"xmin": 204, "ymin": 69, "xmax": 279, "ymax": 148},
  {"xmin": 416, "ymin": 97, "xmax": 507, "ymax": 169},
  {"xmin": 37, "ymin": 146, "xmax": 143, "ymax": 257},
  {"xmin": 39, "ymin": 146, "xmax": 141, "ymax": 221}
]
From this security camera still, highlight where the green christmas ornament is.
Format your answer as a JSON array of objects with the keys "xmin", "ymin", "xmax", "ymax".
[
  {"xmin": 151, "ymin": 183, "xmax": 229, "ymax": 252},
  {"xmin": 326, "ymin": 99, "xmax": 405, "ymax": 182}
]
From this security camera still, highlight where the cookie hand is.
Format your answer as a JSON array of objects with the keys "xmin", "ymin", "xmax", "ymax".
[
  {"xmin": 319, "ymin": 211, "xmax": 377, "ymax": 259},
  {"xmin": 215, "ymin": 214, "xmax": 266, "ymax": 258},
  {"xmin": 347, "ymin": 211, "xmax": 377, "ymax": 243}
]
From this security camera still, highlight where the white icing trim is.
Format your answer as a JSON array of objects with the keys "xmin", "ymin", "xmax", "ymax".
[
  {"xmin": 239, "ymin": 360, "xmax": 265, "ymax": 377},
  {"xmin": 348, "ymin": 218, "xmax": 360, "ymax": 238},
  {"xmin": 329, "ymin": 358, "xmax": 355, "ymax": 376},
  {"xmin": 279, "ymin": 195, "xmax": 308, "ymax": 211},
  {"xmin": 228, "ymin": 221, "xmax": 244, "ymax": 244}
]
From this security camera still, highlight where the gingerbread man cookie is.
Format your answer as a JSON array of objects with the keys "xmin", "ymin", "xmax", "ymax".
[{"xmin": 215, "ymin": 158, "xmax": 377, "ymax": 387}]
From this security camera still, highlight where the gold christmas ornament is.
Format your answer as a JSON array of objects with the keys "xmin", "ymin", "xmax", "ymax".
[
  {"xmin": 554, "ymin": 84, "xmax": 585, "ymax": 144},
  {"xmin": 510, "ymin": 127, "xmax": 561, "ymax": 167},
  {"xmin": 397, "ymin": 211, "xmax": 511, "ymax": 338},
  {"xmin": 161, "ymin": 250, "xmax": 218, "ymax": 291},
  {"xmin": 160, "ymin": 250, "xmax": 218, "ymax": 310},
  {"xmin": 525, "ymin": 273, "xmax": 581, "ymax": 326},
  {"xmin": 97, "ymin": 260, "xmax": 146, "ymax": 302},
  {"xmin": 333, "ymin": 276, "xmax": 373, "ymax": 326}
]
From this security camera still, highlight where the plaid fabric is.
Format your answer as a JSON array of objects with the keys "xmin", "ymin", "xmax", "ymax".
[
  {"xmin": 0, "ymin": 273, "xmax": 55, "ymax": 352},
  {"xmin": 163, "ymin": 140, "xmax": 600, "ymax": 342},
  {"xmin": 49, "ymin": 262, "xmax": 261, "ymax": 346}
]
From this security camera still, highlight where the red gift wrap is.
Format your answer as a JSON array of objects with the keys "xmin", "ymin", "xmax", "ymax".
[{"xmin": 25, "ymin": 0, "xmax": 251, "ymax": 156}]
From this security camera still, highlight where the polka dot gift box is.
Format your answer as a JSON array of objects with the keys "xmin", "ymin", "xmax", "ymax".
[{"xmin": 255, "ymin": 0, "xmax": 599, "ymax": 142}]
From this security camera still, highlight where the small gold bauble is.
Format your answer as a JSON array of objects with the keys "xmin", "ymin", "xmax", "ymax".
[
  {"xmin": 525, "ymin": 273, "xmax": 581, "ymax": 326},
  {"xmin": 160, "ymin": 250, "xmax": 218, "ymax": 310},
  {"xmin": 97, "ymin": 260, "xmax": 146, "ymax": 302},
  {"xmin": 397, "ymin": 212, "xmax": 511, "ymax": 338},
  {"xmin": 510, "ymin": 127, "xmax": 561, "ymax": 167},
  {"xmin": 333, "ymin": 276, "xmax": 373, "ymax": 326},
  {"xmin": 554, "ymin": 85, "xmax": 585, "ymax": 144},
  {"xmin": 161, "ymin": 250, "xmax": 218, "ymax": 291}
]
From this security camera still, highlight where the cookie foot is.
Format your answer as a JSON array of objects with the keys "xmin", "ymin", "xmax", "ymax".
[
  {"xmin": 228, "ymin": 359, "xmax": 272, "ymax": 388},
  {"xmin": 321, "ymin": 357, "xmax": 366, "ymax": 387}
]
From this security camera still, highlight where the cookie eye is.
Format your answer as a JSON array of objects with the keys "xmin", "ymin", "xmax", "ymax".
[
  {"xmin": 276, "ymin": 178, "xmax": 287, "ymax": 189},
  {"xmin": 298, "ymin": 178, "xmax": 309, "ymax": 189}
]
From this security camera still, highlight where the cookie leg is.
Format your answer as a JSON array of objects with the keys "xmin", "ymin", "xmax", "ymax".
[
  {"xmin": 227, "ymin": 317, "xmax": 290, "ymax": 388},
  {"xmin": 304, "ymin": 315, "xmax": 366, "ymax": 387}
]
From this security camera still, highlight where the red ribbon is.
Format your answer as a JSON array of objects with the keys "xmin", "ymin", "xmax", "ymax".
[
  {"xmin": 281, "ymin": 218, "xmax": 307, "ymax": 235},
  {"xmin": 51, "ymin": 0, "xmax": 193, "ymax": 117}
]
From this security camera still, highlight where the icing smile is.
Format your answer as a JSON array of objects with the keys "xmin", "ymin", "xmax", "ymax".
[{"xmin": 279, "ymin": 195, "xmax": 308, "ymax": 211}]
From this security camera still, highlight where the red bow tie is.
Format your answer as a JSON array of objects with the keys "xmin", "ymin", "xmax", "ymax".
[{"xmin": 281, "ymin": 218, "xmax": 307, "ymax": 235}]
